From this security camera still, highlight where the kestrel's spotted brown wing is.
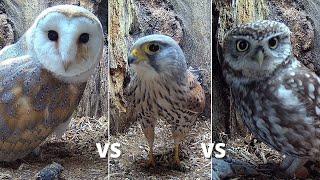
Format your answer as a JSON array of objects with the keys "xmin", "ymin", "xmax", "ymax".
[
  {"xmin": 185, "ymin": 70, "xmax": 206, "ymax": 113},
  {"xmin": 0, "ymin": 56, "xmax": 85, "ymax": 162}
]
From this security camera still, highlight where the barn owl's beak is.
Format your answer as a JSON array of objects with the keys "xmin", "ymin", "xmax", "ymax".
[
  {"xmin": 63, "ymin": 61, "xmax": 72, "ymax": 71},
  {"xmin": 60, "ymin": 35, "xmax": 77, "ymax": 71}
]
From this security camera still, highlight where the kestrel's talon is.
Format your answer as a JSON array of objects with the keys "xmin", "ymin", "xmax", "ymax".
[
  {"xmin": 171, "ymin": 144, "xmax": 188, "ymax": 172},
  {"xmin": 171, "ymin": 160, "xmax": 188, "ymax": 172},
  {"xmin": 173, "ymin": 158, "xmax": 181, "ymax": 166},
  {"xmin": 138, "ymin": 155, "xmax": 156, "ymax": 168},
  {"xmin": 146, "ymin": 156, "xmax": 156, "ymax": 167}
]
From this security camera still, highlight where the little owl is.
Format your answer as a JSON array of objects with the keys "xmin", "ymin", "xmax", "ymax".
[{"xmin": 223, "ymin": 20, "xmax": 320, "ymax": 176}]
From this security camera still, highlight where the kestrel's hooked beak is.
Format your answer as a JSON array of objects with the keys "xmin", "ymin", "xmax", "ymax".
[
  {"xmin": 254, "ymin": 48, "xmax": 264, "ymax": 67},
  {"xmin": 128, "ymin": 48, "xmax": 149, "ymax": 65}
]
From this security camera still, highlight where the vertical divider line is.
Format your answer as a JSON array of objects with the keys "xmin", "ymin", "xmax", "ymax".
[
  {"xmin": 210, "ymin": 0, "xmax": 213, "ymax": 178},
  {"xmin": 107, "ymin": 0, "xmax": 111, "ymax": 179}
]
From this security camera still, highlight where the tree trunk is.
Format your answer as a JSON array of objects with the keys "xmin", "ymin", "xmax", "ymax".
[{"xmin": 0, "ymin": 2, "xmax": 14, "ymax": 49}]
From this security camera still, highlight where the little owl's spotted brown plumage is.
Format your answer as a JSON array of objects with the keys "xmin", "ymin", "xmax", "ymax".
[
  {"xmin": 127, "ymin": 34, "xmax": 205, "ymax": 168},
  {"xmin": 223, "ymin": 20, "xmax": 320, "ymax": 176}
]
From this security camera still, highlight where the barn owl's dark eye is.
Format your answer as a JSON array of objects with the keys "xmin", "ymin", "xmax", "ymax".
[
  {"xmin": 48, "ymin": 30, "xmax": 58, "ymax": 41},
  {"xmin": 79, "ymin": 33, "xmax": 90, "ymax": 43}
]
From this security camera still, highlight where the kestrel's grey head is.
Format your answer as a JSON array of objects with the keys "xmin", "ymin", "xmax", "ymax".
[
  {"xmin": 223, "ymin": 20, "xmax": 292, "ymax": 84},
  {"xmin": 128, "ymin": 34, "xmax": 187, "ymax": 80}
]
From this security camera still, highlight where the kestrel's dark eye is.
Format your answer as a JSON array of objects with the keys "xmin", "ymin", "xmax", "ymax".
[
  {"xmin": 268, "ymin": 37, "xmax": 279, "ymax": 49},
  {"xmin": 236, "ymin": 40, "xmax": 249, "ymax": 52},
  {"xmin": 79, "ymin": 33, "xmax": 90, "ymax": 43},
  {"xmin": 48, "ymin": 30, "xmax": 58, "ymax": 41},
  {"xmin": 148, "ymin": 44, "xmax": 160, "ymax": 52}
]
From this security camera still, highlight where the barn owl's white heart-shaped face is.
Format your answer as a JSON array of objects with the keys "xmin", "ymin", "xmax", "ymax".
[{"xmin": 28, "ymin": 5, "xmax": 104, "ymax": 83}]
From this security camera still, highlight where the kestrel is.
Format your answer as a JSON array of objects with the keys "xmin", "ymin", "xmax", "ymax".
[{"xmin": 127, "ymin": 34, "xmax": 205, "ymax": 169}]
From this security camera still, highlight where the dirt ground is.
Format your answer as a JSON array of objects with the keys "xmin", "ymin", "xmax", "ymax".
[
  {"xmin": 109, "ymin": 118, "xmax": 211, "ymax": 179},
  {"xmin": 0, "ymin": 117, "xmax": 109, "ymax": 179},
  {"xmin": 226, "ymin": 135, "xmax": 282, "ymax": 168},
  {"xmin": 216, "ymin": 134, "xmax": 320, "ymax": 179},
  {"xmin": 0, "ymin": 116, "xmax": 211, "ymax": 179}
]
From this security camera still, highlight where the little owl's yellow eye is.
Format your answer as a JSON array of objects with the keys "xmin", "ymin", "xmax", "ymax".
[
  {"xmin": 236, "ymin": 40, "xmax": 249, "ymax": 52},
  {"xmin": 268, "ymin": 37, "xmax": 279, "ymax": 49}
]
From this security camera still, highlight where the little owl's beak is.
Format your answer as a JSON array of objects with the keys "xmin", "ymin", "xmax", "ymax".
[{"xmin": 254, "ymin": 49, "xmax": 264, "ymax": 67}]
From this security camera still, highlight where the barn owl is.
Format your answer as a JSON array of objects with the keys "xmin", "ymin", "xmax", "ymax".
[
  {"xmin": 223, "ymin": 20, "xmax": 320, "ymax": 176},
  {"xmin": 0, "ymin": 5, "xmax": 103, "ymax": 162},
  {"xmin": 127, "ymin": 34, "xmax": 205, "ymax": 169}
]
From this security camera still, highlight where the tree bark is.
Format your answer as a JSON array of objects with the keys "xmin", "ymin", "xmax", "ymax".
[{"xmin": 0, "ymin": 2, "xmax": 14, "ymax": 49}]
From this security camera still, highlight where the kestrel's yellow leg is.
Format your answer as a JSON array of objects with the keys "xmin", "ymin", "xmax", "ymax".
[
  {"xmin": 142, "ymin": 127, "xmax": 156, "ymax": 167},
  {"xmin": 172, "ymin": 131, "xmax": 186, "ymax": 167},
  {"xmin": 174, "ymin": 143, "xmax": 181, "ymax": 166}
]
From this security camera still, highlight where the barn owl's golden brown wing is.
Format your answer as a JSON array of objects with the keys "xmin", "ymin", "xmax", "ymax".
[
  {"xmin": 0, "ymin": 35, "xmax": 28, "ymax": 62},
  {"xmin": 0, "ymin": 57, "xmax": 86, "ymax": 162}
]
